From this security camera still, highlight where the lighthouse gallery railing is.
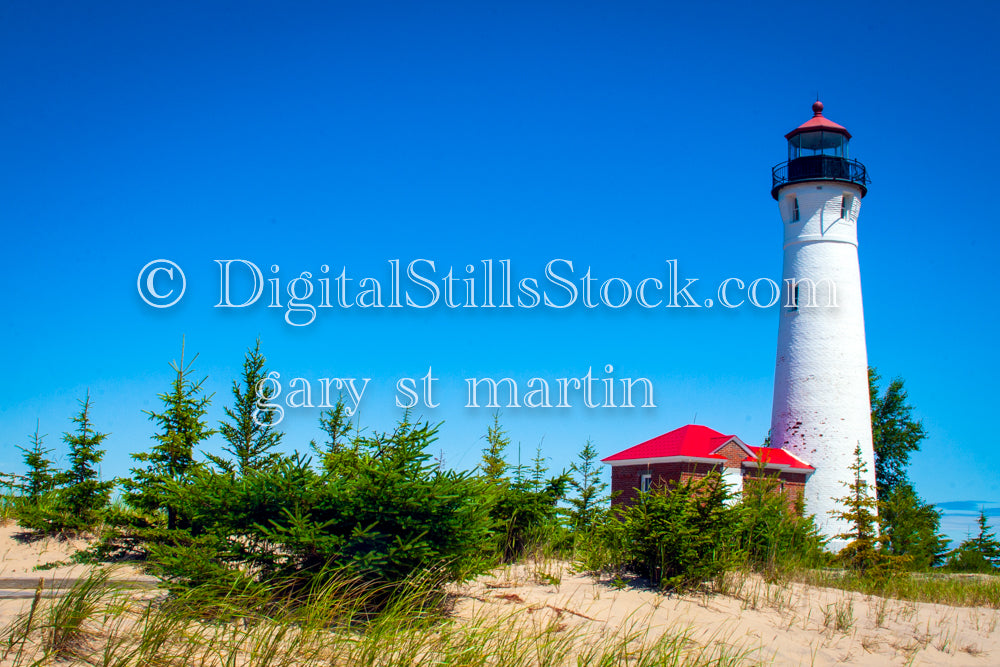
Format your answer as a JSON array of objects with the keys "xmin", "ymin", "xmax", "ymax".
[{"xmin": 771, "ymin": 156, "xmax": 869, "ymax": 199}]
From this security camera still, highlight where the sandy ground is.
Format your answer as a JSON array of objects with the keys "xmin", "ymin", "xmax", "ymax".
[
  {"xmin": 0, "ymin": 523, "xmax": 155, "ymax": 581},
  {"xmin": 0, "ymin": 524, "xmax": 997, "ymax": 665},
  {"xmin": 0, "ymin": 523, "xmax": 154, "ymax": 618},
  {"xmin": 450, "ymin": 561, "xmax": 1000, "ymax": 665},
  {"xmin": 0, "ymin": 523, "xmax": 101, "ymax": 579}
]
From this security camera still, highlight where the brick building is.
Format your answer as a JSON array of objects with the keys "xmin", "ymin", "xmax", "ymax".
[{"xmin": 602, "ymin": 424, "xmax": 814, "ymax": 508}]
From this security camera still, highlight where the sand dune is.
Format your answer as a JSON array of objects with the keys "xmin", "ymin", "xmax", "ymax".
[
  {"xmin": 1, "ymin": 524, "xmax": 997, "ymax": 665},
  {"xmin": 451, "ymin": 561, "xmax": 1000, "ymax": 665}
]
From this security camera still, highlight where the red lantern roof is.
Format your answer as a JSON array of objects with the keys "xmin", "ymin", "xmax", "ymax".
[{"xmin": 785, "ymin": 101, "xmax": 851, "ymax": 141}]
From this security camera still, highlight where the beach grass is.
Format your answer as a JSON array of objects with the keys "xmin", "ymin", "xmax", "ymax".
[
  {"xmin": 791, "ymin": 567, "xmax": 1000, "ymax": 609},
  {"xmin": 0, "ymin": 565, "xmax": 762, "ymax": 667}
]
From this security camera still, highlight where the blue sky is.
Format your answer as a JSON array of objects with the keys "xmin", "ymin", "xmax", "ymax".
[{"xmin": 1, "ymin": 1, "xmax": 997, "ymax": 546}]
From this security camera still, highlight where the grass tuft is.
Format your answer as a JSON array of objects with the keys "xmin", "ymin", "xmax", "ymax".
[{"xmin": 794, "ymin": 568, "xmax": 1000, "ymax": 608}]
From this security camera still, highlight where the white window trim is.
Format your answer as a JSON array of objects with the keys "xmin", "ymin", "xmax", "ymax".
[{"xmin": 639, "ymin": 473, "xmax": 652, "ymax": 492}]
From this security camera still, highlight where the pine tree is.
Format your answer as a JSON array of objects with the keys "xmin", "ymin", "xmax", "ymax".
[
  {"xmin": 59, "ymin": 392, "xmax": 114, "ymax": 525},
  {"xmin": 735, "ymin": 469, "xmax": 824, "ymax": 571},
  {"xmin": 480, "ymin": 412, "xmax": 509, "ymax": 484},
  {"xmin": 878, "ymin": 482, "xmax": 950, "ymax": 568},
  {"xmin": 16, "ymin": 422, "xmax": 57, "ymax": 502},
  {"xmin": 946, "ymin": 510, "xmax": 1000, "ymax": 572},
  {"xmin": 529, "ymin": 443, "xmax": 548, "ymax": 493},
  {"xmin": 317, "ymin": 401, "xmax": 352, "ymax": 455},
  {"xmin": 868, "ymin": 367, "xmax": 946, "ymax": 569},
  {"xmin": 830, "ymin": 443, "xmax": 891, "ymax": 575},
  {"xmin": 126, "ymin": 341, "xmax": 215, "ymax": 531},
  {"xmin": 512, "ymin": 442, "xmax": 527, "ymax": 485},
  {"xmin": 869, "ymin": 367, "xmax": 927, "ymax": 497},
  {"xmin": 568, "ymin": 439, "xmax": 608, "ymax": 533},
  {"xmin": 479, "ymin": 418, "xmax": 570, "ymax": 561},
  {"xmin": 214, "ymin": 339, "xmax": 283, "ymax": 476},
  {"xmin": 971, "ymin": 510, "xmax": 1000, "ymax": 566}
]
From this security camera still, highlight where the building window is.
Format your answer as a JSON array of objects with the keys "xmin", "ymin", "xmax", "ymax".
[
  {"xmin": 841, "ymin": 194, "xmax": 853, "ymax": 221},
  {"xmin": 791, "ymin": 197, "xmax": 800, "ymax": 223},
  {"xmin": 640, "ymin": 473, "xmax": 652, "ymax": 493}
]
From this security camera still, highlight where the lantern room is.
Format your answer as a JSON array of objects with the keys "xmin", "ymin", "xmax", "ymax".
[
  {"xmin": 771, "ymin": 101, "xmax": 869, "ymax": 199},
  {"xmin": 785, "ymin": 101, "xmax": 850, "ymax": 160}
]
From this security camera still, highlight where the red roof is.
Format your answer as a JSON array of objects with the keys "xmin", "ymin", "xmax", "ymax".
[
  {"xmin": 602, "ymin": 424, "xmax": 732, "ymax": 462},
  {"xmin": 602, "ymin": 424, "xmax": 814, "ymax": 471},
  {"xmin": 785, "ymin": 101, "xmax": 851, "ymax": 141},
  {"xmin": 749, "ymin": 446, "xmax": 813, "ymax": 470}
]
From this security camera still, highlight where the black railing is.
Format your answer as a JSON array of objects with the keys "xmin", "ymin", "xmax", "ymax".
[{"xmin": 771, "ymin": 156, "xmax": 869, "ymax": 199}]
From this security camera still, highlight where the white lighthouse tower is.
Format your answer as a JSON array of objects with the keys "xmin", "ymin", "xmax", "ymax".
[{"xmin": 769, "ymin": 101, "xmax": 875, "ymax": 548}]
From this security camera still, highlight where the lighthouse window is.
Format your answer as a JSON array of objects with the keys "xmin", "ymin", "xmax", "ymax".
[
  {"xmin": 784, "ymin": 196, "xmax": 800, "ymax": 223},
  {"xmin": 841, "ymin": 194, "xmax": 854, "ymax": 221},
  {"xmin": 787, "ymin": 282, "xmax": 799, "ymax": 312}
]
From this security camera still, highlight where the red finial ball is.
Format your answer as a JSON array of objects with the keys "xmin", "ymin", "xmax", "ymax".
[{"xmin": 812, "ymin": 100, "xmax": 824, "ymax": 115}]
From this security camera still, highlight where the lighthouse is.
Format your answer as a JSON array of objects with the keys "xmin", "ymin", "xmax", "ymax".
[{"xmin": 769, "ymin": 101, "xmax": 874, "ymax": 548}]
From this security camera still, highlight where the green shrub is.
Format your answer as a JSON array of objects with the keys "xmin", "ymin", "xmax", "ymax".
[
  {"xmin": 488, "ymin": 476, "xmax": 570, "ymax": 562},
  {"xmin": 13, "ymin": 490, "xmax": 74, "ymax": 534},
  {"xmin": 583, "ymin": 473, "xmax": 735, "ymax": 591},
  {"xmin": 943, "ymin": 547, "xmax": 995, "ymax": 573},
  {"xmin": 732, "ymin": 474, "xmax": 825, "ymax": 573},
  {"xmin": 477, "ymin": 418, "xmax": 571, "ymax": 562},
  {"xmin": 579, "ymin": 470, "xmax": 826, "ymax": 591},
  {"xmin": 575, "ymin": 504, "xmax": 630, "ymax": 574},
  {"xmin": 141, "ymin": 418, "xmax": 495, "ymax": 596}
]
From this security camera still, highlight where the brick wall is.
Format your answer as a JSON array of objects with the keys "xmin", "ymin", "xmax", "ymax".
[
  {"xmin": 611, "ymin": 461, "xmax": 724, "ymax": 507},
  {"xmin": 714, "ymin": 441, "xmax": 749, "ymax": 468},
  {"xmin": 611, "ymin": 462, "xmax": 809, "ymax": 511}
]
